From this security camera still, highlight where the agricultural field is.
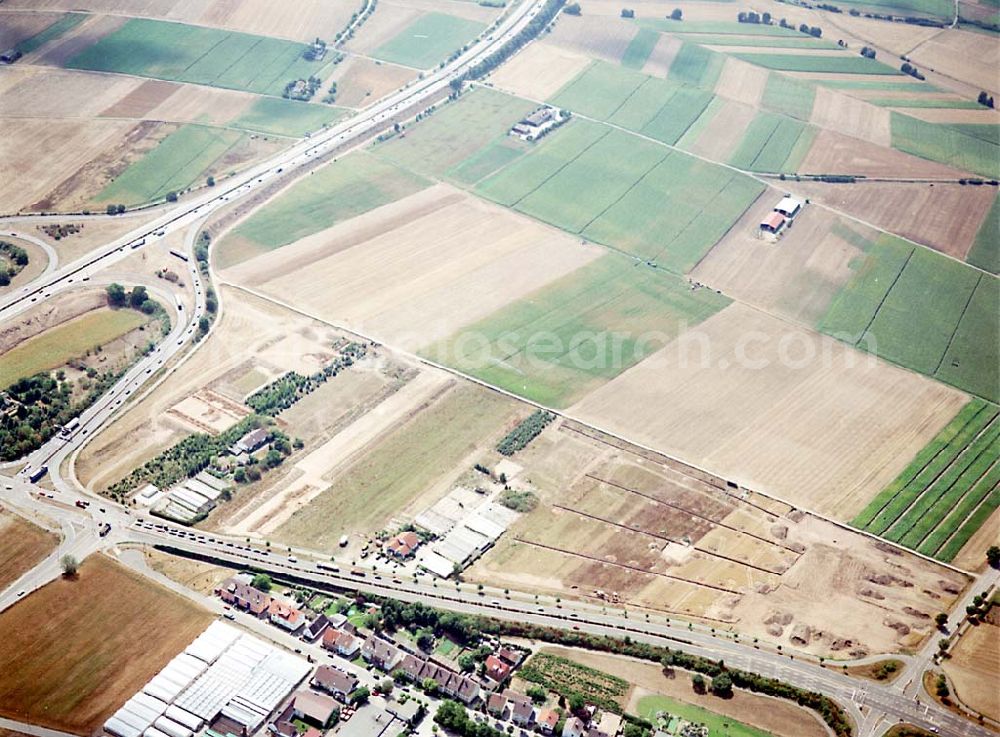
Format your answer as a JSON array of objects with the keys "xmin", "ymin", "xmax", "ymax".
[
  {"xmin": 967, "ymin": 194, "xmax": 1000, "ymax": 274},
  {"xmin": 488, "ymin": 41, "xmax": 592, "ymax": 100},
  {"xmin": 520, "ymin": 652, "xmax": 629, "ymax": 711},
  {"xmin": 468, "ymin": 420, "xmax": 969, "ymax": 657},
  {"xmin": 0, "ymin": 554, "xmax": 211, "ymax": 734},
  {"xmin": 819, "ymin": 239, "xmax": 999, "ymax": 401},
  {"xmin": 65, "ymin": 18, "xmax": 328, "ymax": 97},
  {"xmin": 0, "ymin": 306, "xmax": 151, "ymax": 389},
  {"xmin": 621, "ymin": 27, "xmax": 660, "ymax": 68},
  {"xmin": 13, "ymin": 11, "xmax": 86, "ymax": 54},
  {"xmin": 371, "ymin": 12, "xmax": 486, "ymax": 68},
  {"xmin": 639, "ymin": 693, "xmax": 782, "ymax": 737},
  {"xmin": 230, "ymin": 97, "xmax": 346, "ymax": 137},
  {"xmin": 217, "ymin": 151, "xmax": 430, "ymax": 267},
  {"xmin": 273, "ymin": 382, "xmax": 523, "ymax": 550},
  {"xmin": 728, "ymin": 112, "xmax": 815, "ymax": 172},
  {"xmin": 941, "ymin": 617, "xmax": 1000, "ymax": 721},
  {"xmin": 328, "ymin": 57, "xmax": 419, "ymax": 109},
  {"xmin": 761, "ymin": 72, "xmax": 816, "ymax": 120},
  {"xmin": 0, "ymin": 510, "xmax": 58, "ymax": 592},
  {"xmin": 425, "ymin": 253, "xmax": 730, "ymax": 407},
  {"xmin": 732, "ymin": 53, "xmax": 901, "ymax": 74},
  {"xmin": 852, "ymin": 399, "xmax": 1000, "ymax": 562},
  {"xmin": 891, "ymin": 114, "xmax": 1000, "ymax": 178}
]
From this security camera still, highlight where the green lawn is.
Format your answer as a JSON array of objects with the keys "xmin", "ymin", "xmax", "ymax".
[
  {"xmin": 16, "ymin": 12, "xmax": 86, "ymax": 54},
  {"xmin": 218, "ymin": 152, "xmax": 429, "ymax": 267},
  {"xmin": 422, "ymin": 254, "xmax": 730, "ymax": 407},
  {"xmin": 622, "ymin": 27, "xmax": 660, "ymax": 68},
  {"xmin": 375, "ymin": 87, "xmax": 534, "ymax": 180},
  {"xmin": 638, "ymin": 694, "xmax": 778, "ymax": 737},
  {"xmin": 935, "ymin": 275, "xmax": 1000, "ymax": 402},
  {"xmin": 94, "ymin": 124, "xmax": 243, "ymax": 206},
  {"xmin": 638, "ymin": 19, "xmax": 804, "ymax": 35},
  {"xmin": 732, "ymin": 52, "xmax": 901, "ymax": 74},
  {"xmin": 550, "ymin": 61, "xmax": 648, "ymax": 120},
  {"xmin": 891, "ymin": 113, "xmax": 1000, "ymax": 178},
  {"xmin": 668, "ymin": 42, "xmax": 725, "ymax": 87},
  {"xmin": 860, "ymin": 248, "xmax": 981, "ymax": 375},
  {"xmin": 0, "ymin": 308, "xmax": 149, "ymax": 389},
  {"xmin": 372, "ymin": 12, "xmax": 485, "ymax": 68},
  {"xmin": 230, "ymin": 97, "xmax": 346, "ymax": 137},
  {"xmin": 65, "ymin": 18, "xmax": 323, "ymax": 96},
  {"xmin": 761, "ymin": 72, "xmax": 816, "ymax": 120},
  {"xmin": 966, "ymin": 194, "xmax": 999, "ymax": 274}
]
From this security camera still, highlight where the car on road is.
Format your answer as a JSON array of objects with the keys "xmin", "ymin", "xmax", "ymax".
[{"xmin": 16, "ymin": 591, "xmax": 25, "ymax": 598}]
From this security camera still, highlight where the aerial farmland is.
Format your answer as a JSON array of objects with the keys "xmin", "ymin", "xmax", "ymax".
[{"xmin": 0, "ymin": 0, "xmax": 997, "ymax": 735}]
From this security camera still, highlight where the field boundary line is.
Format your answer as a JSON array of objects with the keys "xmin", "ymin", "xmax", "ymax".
[
  {"xmin": 923, "ymin": 457, "xmax": 1000, "ymax": 556},
  {"xmin": 511, "ymin": 124, "xmax": 611, "ymax": 208},
  {"xmin": 578, "ymin": 148, "xmax": 670, "ymax": 233},
  {"xmin": 649, "ymin": 172, "xmax": 744, "ymax": 266},
  {"xmin": 605, "ymin": 74, "xmax": 661, "ymax": 121},
  {"xmin": 181, "ymin": 32, "xmax": 233, "ymax": 78},
  {"xmin": 932, "ymin": 271, "xmax": 982, "ymax": 375},
  {"xmin": 856, "ymin": 246, "xmax": 915, "ymax": 347}
]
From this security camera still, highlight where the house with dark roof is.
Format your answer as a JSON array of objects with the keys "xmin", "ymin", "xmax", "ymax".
[
  {"xmin": 216, "ymin": 577, "xmax": 271, "ymax": 616},
  {"xmin": 304, "ymin": 614, "xmax": 333, "ymax": 641},
  {"xmin": 311, "ymin": 665, "xmax": 358, "ymax": 701},
  {"xmin": 362, "ymin": 635, "xmax": 403, "ymax": 671},
  {"xmin": 230, "ymin": 427, "xmax": 270, "ymax": 455},
  {"xmin": 397, "ymin": 653, "xmax": 426, "ymax": 681},
  {"xmin": 496, "ymin": 647, "xmax": 525, "ymax": 667},
  {"xmin": 292, "ymin": 690, "xmax": 339, "ymax": 728}
]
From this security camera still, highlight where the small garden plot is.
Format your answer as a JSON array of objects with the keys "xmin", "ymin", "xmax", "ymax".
[
  {"xmin": 761, "ymin": 72, "xmax": 816, "ymax": 120},
  {"xmin": 891, "ymin": 113, "xmax": 1000, "ymax": 178},
  {"xmin": 732, "ymin": 52, "xmax": 901, "ymax": 75},
  {"xmin": 372, "ymin": 13, "xmax": 486, "ymax": 69},
  {"xmin": 668, "ymin": 42, "xmax": 725, "ymax": 87},
  {"xmin": 519, "ymin": 653, "xmax": 629, "ymax": 712},
  {"xmin": 550, "ymin": 60, "xmax": 648, "ymax": 120},
  {"xmin": 230, "ymin": 97, "xmax": 346, "ymax": 137}
]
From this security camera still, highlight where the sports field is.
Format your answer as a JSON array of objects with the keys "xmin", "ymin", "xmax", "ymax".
[
  {"xmin": 818, "ymin": 237, "xmax": 998, "ymax": 401},
  {"xmin": 0, "ymin": 307, "xmax": 150, "ymax": 389},
  {"xmin": 891, "ymin": 113, "xmax": 1000, "ymax": 178},
  {"xmin": 218, "ymin": 152, "xmax": 429, "ymax": 267},
  {"xmin": 372, "ymin": 12, "xmax": 485, "ymax": 68},
  {"xmin": 853, "ymin": 399, "xmax": 1000, "ymax": 562},
  {"xmin": 95, "ymin": 124, "xmax": 243, "ymax": 205},
  {"xmin": 0, "ymin": 554, "xmax": 211, "ymax": 733},
  {"xmin": 375, "ymin": 87, "xmax": 535, "ymax": 180},
  {"xmin": 733, "ymin": 52, "xmax": 901, "ymax": 74},
  {"xmin": 65, "ymin": 18, "xmax": 325, "ymax": 96},
  {"xmin": 230, "ymin": 97, "xmax": 346, "ymax": 137},
  {"xmin": 424, "ymin": 254, "xmax": 730, "ymax": 407}
]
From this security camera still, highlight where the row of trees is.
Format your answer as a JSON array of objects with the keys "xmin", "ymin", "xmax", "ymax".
[
  {"xmin": 0, "ymin": 240, "xmax": 29, "ymax": 286},
  {"xmin": 496, "ymin": 409, "xmax": 554, "ymax": 455},
  {"xmin": 106, "ymin": 283, "xmax": 159, "ymax": 315},
  {"xmin": 245, "ymin": 343, "xmax": 367, "ymax": 416}
]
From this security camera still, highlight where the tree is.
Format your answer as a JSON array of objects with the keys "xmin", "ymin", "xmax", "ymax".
[
  {"xmin": 660, "ymin": 651, "xmax": 675, "ymax": 672},
  {"xmin": 692, "ymin": 673, "xmax": 706, "ymax": 693},
  {"xmin": 711, "ymin": 672, "xmax": 733, "ymax": 696},
  {"xmin": 568, "ymin": 692, "xmax": 585, "ymax": 713},
  {"xmin": 421, "ymin": 677, "xmax": 439, "ymax": 695},
  {"xmin": 207, "ymin": 175, "xmax": 216, "ymax": 187},
  {"xmin": 987, "ymin": 545, "xmax": 1000, "ymax": 567},
  {"xmin": 264, "ymin": 448, "xmax": 284, "ymax": 468},
  {"xmin": 458, "ymin": 653, "xmax": 476, "ymax": 672},
  {"xmin": 417, "ymin": 628, "xmax": 435, "ymax": 651},
  {"xmin": 935, "ymin": 612, "xmax": 948, "ymax": 628},
  {"xmin": 251, "ymin": 573, "xmax": 272, "ymax": 592},
  {"xmin": 199, "ymin": 316, "xmax": 210, "ymax": 333},
  {"xmin": 106, "ymin": 283, "xmax": 127, "ymax": 307},
  {"xmin": 935, "ymin": 674, "xmax": 949, "ymax": 698},
  {"xmin": 564, "ymin": 2, "xmax": 581, "ymax": 13},
  {"xmin": 620, "ymin": 8, "xmax": 634, "ymax": 17},
  {"xmin": 60, "ymin": 554, "xmax": 78, "ymax": 576},
  {"xmin": 129, "ymin": 285, "xmax": 148, "ymax": 308},
  {"xmin": 166, "ymin": 191, "xmax": 178, "ymax": 202},
  {"xmin": 527, "ymin": 684, "xmax": 547, "ymax": 703},
  {"xmin": 670, "ymin": 7, "xmax": 682, "ymax": 19},
  {"xmin": 380, "ymin": 678, "xmax": 394, "ymax": 695},
  {"xmin": 350, "ymin": 686, "xmax": 370, "ymax": 705}
]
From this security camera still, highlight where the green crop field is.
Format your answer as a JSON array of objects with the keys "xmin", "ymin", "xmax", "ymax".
[
  {"xmin": 230, "ymin": 97, "xmax": 346, "ymax": 137},
  {"xmin": 682, "ymin": 33, "xmax": 839, "ymax": 48},
  {"xmin": 477, "ymin": 119, "xmax": 609, "ymax": 206},
  {"xmin": 0, "ymin": 308, "xmax": 149, "ymax": 389},
  {"xmin": 15, "ymin": 12, "xmax": 86, "ymax": 54},
  {"xmin": 447, "ymin": 140, "xmax": 527, "ymax": 185},
  {"xmin": 65, "ymin": 18, "xmax": 323, "ymax": 96},
  {"xmin": 815, "ymin": 0, "xmax": 954, "ymax": 18},
  {"xmin": 95, "ymin": 124, "xmax": 243, "ymax": 206},
  {"xmin": 550, "ymin": 61, "xmax": 648, "ymax": 120},
  {"xmin": 761, "ymin": 72, "xmax": 816, "ymax": 120},
  {"xmin": 376, "ymin": 87, "xmax": 534, "ymax": 180},
  {"xmin": 732, "ymin": 52, "xmax": 901, "ymax": 74},
  {"xmin": 607, "ymin": 76, "xmax": 683, "ymax": 131},
  {"xmin": 622, "ymin": 27, "xmax": 660, "ymax": 68},
  {"xmin": 423, "ymin": 254, "xmax": 730, "ymax": 407},
  {"xmin": 950, "ymin": 124, "xmax": 1000, "ymax": 145},
  {"xmin": 676, "ymin": 96, "xmax": 725, "ymax": 148},
  {"xmin": 860, "ymin": 248, "xmax": 980, "ymax": 375},
  {"xmin": 218, "ymin": 152, "xmax": 429, "ymax": 267},
  {"xmin": 583, "ymin": 152, "xmax": 764, "ymax": 271},
  {"xmin": 852, "ymin": 400, "xmax": 1000, "ymax": 562},
  {"xmin": 639, "ymin": 19, "xmax": 804, "ymax": 35},
  {"xmin": 966, "ymin": 194, "xmax": 999, "ymax": 274},
  {"xmin": 372, "ymin": 12, "xmax": 485, "ymax": 68},
  {"xmin": 668, "ymin": 42, "xmax": 725, "ymax": 87},
  {"xmin": 639, "ymin": 694, "xmax": 778, "ymax": 737},
  {"xmin": 819, "ymin": 79, "xmax": 936, "ymax": 91},
  {"xmin": 729, "ymin": 113, "xmax": 812, "ymax": 172},
  {"xmin": 636, "ymin": 86, "xmax": 715, "ymax": 144},
  {"xmin": 936, "ymin": 276, "xmax": 1000, "ymax": 402},
  {"xmin": 868, "ymin": 97, "xmax": 984, "ymax": 108},
  {"xmin": 891, "ymin": 113, "xmax": 1000, "ymax": 178}
]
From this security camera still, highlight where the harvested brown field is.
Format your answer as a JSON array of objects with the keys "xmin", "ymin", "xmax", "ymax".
[
  {"xmin": 640, "ymin": 33, "xmax": 683, "ymax": 78},
  {"xmin": 331, "ymin": 57, "xmax": 419, "ymax": 109},
  {"xmin": 30, "ymin": 214, "xmax": 161, "ymax": 264},
  {"xmin": 0, "ymin": 554, "xmax": 211, "ymax": 735},
  {"xmin": 225, "ymin": 185, "xmax": 604, "ymax": 350},
  {"xmin": 0, "ymin": 509, "xmax": 59, "ymax": 592},
  {"xmin": 0, "ymin": 66, "xmax": 143, "ymax": 120},
  {"xmin": 682, "ymin": 99, "xmax": 757, "ymax": 160},
  {"xmin": 490, "ymin": 42, "xmax": 592, "ymax": 101},
  {"xmin": 540, "ymin": 646, "xmax": 829, "ymax": 737},
  {"xmin": 141, "ymin": 548, "xmax": 230, "ymax": 596},
  {"xmin": 570, "ymin": 302, "xmax": 969, "ymax": 520},
  {"xmin": 32, "ymin": 13, "xmax": 126, "ymax": 67},
  {"xmin": 385, "ymin": 0, "xmax": 499, "ymax": 22},
  {"xmin": 344, "ymin": 2, "xmax": 422, "ymax": 56},
  {"xmin": 800, "ymin": 128, "xmax": 969, "ymax": 177},
  {"xmin": 544, "ymin": 15, "xmax": 639, "ymax": 63},
  {"xmin": 0, "ymin": 118, "xmax": 135, "ymax": 212},
  {"xmin": 822, "ymin": 13, "xmax": 942, "ymax": 56},
  {"xmin": 714, "ymin": 57, "xmax": 770, "ymax": 107},
  {"xmin": 0, "ymin": 10, "xmax": 64, "ymax": 49},
  {"xmin": 942, "ymin": 621, "xmax": 1000, "ymax": 721},
  {"xmin": 790, "ymin": 180, "xmax": 996, "ymax": 260},
  {"xmin": 144, "ymin": 83, "xmax": 260, "ymax": 125},
  {"xmin": 907, "ymin": 28, "xmax": 1000, "ymax": 94},
  {"xmin": 692, "ymin": 200, "xmax": 877, "ymax": 325},
  {"xmin": 469, "ymin": 421, "xmax": 969, "ymax": 657},
  {"xmin": 810, "ymin": 86, "xmax": 891, "ymax": 146},
  {"xmin": 99, "ymin": 78, "xmax": 182, "ymax": 119},
  {"xmin": 166, "ymin": 389, "xmax": 250, "ymax": 435}
]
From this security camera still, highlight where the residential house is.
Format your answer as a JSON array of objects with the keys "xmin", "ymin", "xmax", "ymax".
[
  {"xmin": 304, "ymin": 614, "xmax": 332, "ymax": 642},
  {"xmin": 496, "ymin": 647, "xmax": 525, "ymax": 667},
  {"xmin": 311, "ymin": 665, "xmax": 358, "ymax": 702},
  {"xmin": 362, "ymin": 635, "xmax": 403, "ymax": 671},
  {"xmin": 453, "ymin": 676, "xmax": 480, "ymax": 705},
  {"xmin": 386, "ymin": 531, "xmax": 421, "ymax": 558},
  {"xmin": 484, "ymin": 654, "xmax": 511, "ymax": 683},
  {"xmin": 292, "ymin": 690, "xmax": 339, "ymax": 728},
  {"xmin": 506, "ymin": 691, "xmax": 534, "ymax": 727},
  {"xmin": 230, "ymin": 427, "xmax": 269, "ymax": 455},
  {"xmin": 322, "ymin": 628, "xmax": 361, "ymax": 658},
  {"xmin": 396, "ymin": 653, "xmax": 425, "ymax": 681},
  {"xmin": 216, "ymin": 578, "xmax": 271, "ymax": 616},
  {"xmin": 562, "ymin": 717, "xmax": 586, "ymax": 737},
  {"xmin": 538, "ymin": 709, "xmax": 559, "ymax": 735},
  {"xmin": 487, "ymin": 693, "xmax": 508, "ymax": 719},
  {"xmin": 267, "ymin": 599, "xmax": 305, "ymax": 633}
]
